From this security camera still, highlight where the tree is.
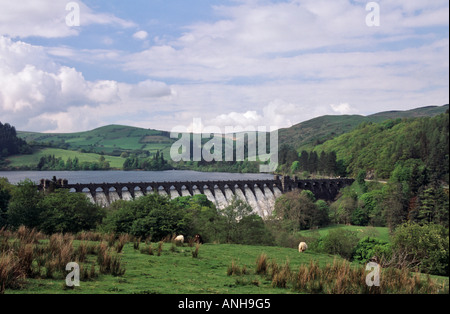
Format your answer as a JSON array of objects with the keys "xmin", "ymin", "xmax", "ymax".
[
  {"xmin": 356, "ymin": 170, "xmax": 368, "ymax": 193},
  {"xmin": 416, "ymin": 185, "xmax": 449, "ymax": 227},
  {"xmin": 101, "ymin": 193, "xmax": 189, "ymax": 240},
  {"xmin": 290, "ymin": 161, "xmax": 300, "ymax": 174},
  {"xmin": 392, "ymin": 222, "xmax": 449, "ymax": 276},
  {"xmin": 321, "ymin": 229, "xmax": 359, "ymax": 260},
  {"xmin": 274, "ymin": 190, "xmax": 323, "ymax": 231},
  {"xmin": 308, "ymin": 151, "xmax": 318, "ymax": 173},
  {"xmin": 0, "ymin": 122, "xmax": 31, "ymax": 157},
  {"xmin": 0, "ymin": 178, "xmax": 12, "ymax": 228},
  {"xmin": 39, "ymin": 189, "xmax": 105, "ymax": 234},
  {"xmin": 299, "ymin": 151, "xmax": 309, "ymax": 172},
  {"xmin": 383, "ymin": 182, "xmax": 408, "ymax": 231},
  {"xmin": 237, "ymin": 214, "xmax": 274, "ymax": 246},
  {"xmin": 7, "ymin": 179, "xmax": 44, "ymax": 229},
  {"xmin": 279, "ymin": 145, "xmax": 298, "ymax": 165},
  {"xmin": 219, "ymin": 196, "xmax": 254, "ymax": 243}
]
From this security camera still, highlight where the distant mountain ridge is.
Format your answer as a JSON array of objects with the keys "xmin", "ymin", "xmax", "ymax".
[{"xmin": 17, "ymin": 104, "xmax": 449, "ymax": 156}]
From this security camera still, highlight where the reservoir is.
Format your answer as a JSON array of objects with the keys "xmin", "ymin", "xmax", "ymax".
[{"xmin": 0, "ymin": 170, "xmax": 274, "ymax": 185}]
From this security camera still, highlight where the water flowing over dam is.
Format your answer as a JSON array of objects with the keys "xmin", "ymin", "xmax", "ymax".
[{"xmin": 39, "ymin": 176, "xmax": 354, "ymax": 218}]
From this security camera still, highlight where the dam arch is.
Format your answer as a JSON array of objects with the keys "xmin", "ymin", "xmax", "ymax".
[{"xmin": 38, "ymin": 176, "xmax": 354, "ymax": 218}]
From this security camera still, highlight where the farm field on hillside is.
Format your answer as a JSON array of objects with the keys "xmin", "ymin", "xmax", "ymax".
[{"xmin": 6, "ymin": 148, "xmax": 125, "ymax": 169}]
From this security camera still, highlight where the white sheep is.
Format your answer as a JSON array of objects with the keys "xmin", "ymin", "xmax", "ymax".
[
  {"xmin": 174, "ymin": 235, "xmax": 184, "ymax": 244},
  {"xmin": 298, "ymin": 242, "xmax": 308, "ymax": 253}
]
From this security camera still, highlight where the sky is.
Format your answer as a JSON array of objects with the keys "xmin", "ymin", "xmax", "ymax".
[{"xmin": 0, "ymin": 0, "xmax": 448, "ymax": 133}]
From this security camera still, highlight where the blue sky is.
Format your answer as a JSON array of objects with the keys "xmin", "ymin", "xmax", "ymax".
[{"xmin": 0, "ymin": 0, "xmax": 448, "ymax": 133}]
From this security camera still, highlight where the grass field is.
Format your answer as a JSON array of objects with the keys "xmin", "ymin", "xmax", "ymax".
[
  {"xmin": 7, "ymin": 241, "xmax": 341, "ymax": 295},
  {"xmin": 4, "ymin": 233, "xmax": 448, "ymax": 295},
  {"xmin": 298, "ymin": 225, "xmax": 391, "ymax": 243},
  {"xmin": 6, "ymin": 148, "xmax": 125, "ymax": 169},
  {"xmin": 18, "ymin": 125, "xmax": 175, "ymax": 157}
]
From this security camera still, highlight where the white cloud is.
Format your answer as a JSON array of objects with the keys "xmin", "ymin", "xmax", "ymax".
[
  {"xmin": 0, "ymin": 0, "xmax": 136, "ymax": 38},
  {"xmin": 330, "ymin": 103, "xmax": 354, "ymax": 115},
  {"xmin": 122, "ymin": 0, "xmax": 449, "ymax": 85},
  {"xmin": 0, "ymin": 36, "xmax": 174, "ymax": 132},
  {"xmin": 130, "ymin": 80, "xmax": 173, "ymax": 98},
  {"xmin": 133, "ymin": 30, "xmax": 149, "ymax": 40}
]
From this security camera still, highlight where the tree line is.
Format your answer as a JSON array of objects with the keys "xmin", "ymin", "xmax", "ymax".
[
  {"xmin": 278, "ymin": 144, "xmax": 343, "ymax": 177},
  {"xmin": 123, "ymin": 150, "xmax": 171, "ymax": 171},
  {"xmin": 36, "ymin": 155, "xmax": 111, "ymax": 171},
  {"xmin": 0, "ymin": 122, "xmax": 32, "ymax": 157}
]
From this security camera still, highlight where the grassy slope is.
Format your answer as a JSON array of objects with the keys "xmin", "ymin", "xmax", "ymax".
[
  {"xmin": 8, "ymin": 242, "xmax": 345, "ymax": 294},
  {"xmin": 298, "ymin": 225, "xmax": 391, "ymax": 243},
  {"xmin": 9, "ymin": 239, "xmax": 449, "ymax": 295},
  {"xmin": 18, "ymin": 125, "xmax": 175, "ymax": 156}
]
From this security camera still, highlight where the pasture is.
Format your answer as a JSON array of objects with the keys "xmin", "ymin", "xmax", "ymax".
[
  {"xmin": 298, "ymin": 225, "xmax": 391, "ymax": 243},
  {"xmin": 2, "ymin": 229, "xmax": 448, "ymax": 295},
  {"xmin": 6, "ymin": 148, "xmax": 125, "ymax": 169}
]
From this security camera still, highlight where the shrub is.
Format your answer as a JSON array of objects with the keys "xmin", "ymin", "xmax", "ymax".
[
  {"xmin": 7, "ymin": 180, "xmax": 44, "ymax": 229},
  {"xmin": 353, "ymin": 237, "xmax": 392, "ymax": 264},
  {"xmin": 391, "ymin": 222, "xmax": 449, "ymax": 276},
  {"xmin": 321, "ymin": 229, "xmax": 359, "ymax": 260},
  {"xmin": 39, "ymin": 189, "xmax": 105, "ymax": 234}
]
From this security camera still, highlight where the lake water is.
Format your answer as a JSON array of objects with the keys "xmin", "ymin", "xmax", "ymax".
[{"xmin": 0, "ymin": 170, "xmax": 275, "ymax": 185}]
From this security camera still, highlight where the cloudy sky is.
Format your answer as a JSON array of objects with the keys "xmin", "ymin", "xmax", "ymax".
[{"xmin": 0, "ymin": 0, "xmax": 448, "ymax": 133}]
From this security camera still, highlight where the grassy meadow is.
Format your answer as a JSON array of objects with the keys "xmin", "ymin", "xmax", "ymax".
[
  {"xmin": 298, "ymin": 225, "xmax": 391, "ymax": 243},
  {"xmin": 6, "ymin": 148, "xmax": 126, "ymax": 169},
  {"xmin": 2, "ymin": 226, "xmax": 448, "ymax": 295}
]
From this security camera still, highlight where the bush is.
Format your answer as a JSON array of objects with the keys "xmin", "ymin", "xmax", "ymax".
[
  {"xmin": 101, "ymin": 193, "xmax": 189, "ymax": 240},
  {"xmin": 392, "ymin": 222, "xmax": 449, "ymax": 276},
  {"xmin": 39, "ymin": 189, "xmax": 105, "ymax": 234},
  {"xmin": 353, "ymin": 237, "xmax": 391, "ymax": 264},
  {"xmin": 7, "ymin": 180, "xmax": 44, "ymax": 229},
  {"xmin": 320, "ymin": 229, "xmax": 359, "ymax": 260}
]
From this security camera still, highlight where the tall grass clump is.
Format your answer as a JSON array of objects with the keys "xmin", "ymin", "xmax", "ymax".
[
  {"xmin": 0, "ymin": 226, "xmax": 128, "ymax": 293},
  {"xmin": 157, "ymin": 241, "xmax": 164, "ymax": 256},
  {"xmin": 233, "ymin": 252, "xmax": 447, "ymax": 294},
  {"xmin": 271, "ymin": 260, "xmax": 292, "ymax": 289},
  {"xmin": 0, "ymin": 252, "xmax": 26, "ymax": 294},
  {"xmin": 227, "ymin": 260, "xmax": 243, "ymax": 276},
  {"xmin": 255, "ymin": 253, "xmax": 268, "ymax": 275},
  {"xmin": 96, "ymin": 242, "xmax": 126, "ymax": 276},
  {"xmin": 115, "ymin": 234, "xmax": 129, "ymax": 253}
]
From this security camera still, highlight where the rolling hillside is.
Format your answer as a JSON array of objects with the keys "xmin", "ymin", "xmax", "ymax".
[
  {"xmin": 5, "ymin": 104, "xmax": 448, "ymax": 171},
  {"xmin": 18, "ymin": 125, "xmax": 174, "ymax": 157}
]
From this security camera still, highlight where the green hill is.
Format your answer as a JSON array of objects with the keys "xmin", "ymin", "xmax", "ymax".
[
  {"xmin": 278, "ymin": 104, "xmax": 449, "ymax": 151},
  {"xmin": 314, "ymin": 111, "xmax": 449, "ymax": 179},
  {"xmin": 18, "ymin": 124, "xmax": 175, "ymax": 157}
]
